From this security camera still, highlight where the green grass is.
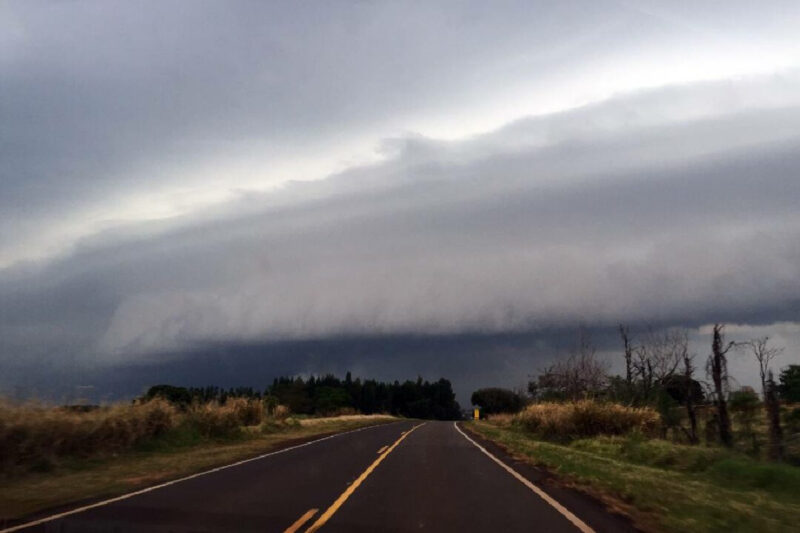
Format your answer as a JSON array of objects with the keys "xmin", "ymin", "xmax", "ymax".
[
  {"xmin": 468, "ymin": 421, "xmax": 800, "ymax": 533},
  {"xmin": 0, "ymin": 416, "xmax": 395, "ymax": 522}
]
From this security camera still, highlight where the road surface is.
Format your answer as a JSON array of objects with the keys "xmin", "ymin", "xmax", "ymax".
[{"xmin": 6, "ymin": 421, "xmax": 635, "ymax": 533}]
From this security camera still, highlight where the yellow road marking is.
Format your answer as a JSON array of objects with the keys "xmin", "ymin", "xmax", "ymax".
[
  {"xmin": 453, "ymin": 422, "xmax": 595, "ymax": 533},
  {"xmin": 284, "ymin": 508, "xmax": 318, "ymax": 533},
  {"xmin": 305, "ymin": 423, "xmax": 424, "ymax": 532},
  {"xmin": 376, "ymin": 445, "xmax": 388, "ymax": 454}
]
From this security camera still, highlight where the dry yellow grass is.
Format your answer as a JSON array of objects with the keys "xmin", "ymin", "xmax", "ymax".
[
  {"xmin": 0, "ymin": 399, "xmax": 178, "ymax": 473},
  {"xmin": 0, "ymin": 397, "xmax": 284, "ymax": 475},
  {"xmin": 515, "ymin": 400, "xmax": 660, "ymax": 440},
  {"xmin": 485, "ymin": 413, "xmax": 514, "ymax": 426},
  {"xmin": 297, "ymin": 414, "xmax": 396, "ymax": 426}
]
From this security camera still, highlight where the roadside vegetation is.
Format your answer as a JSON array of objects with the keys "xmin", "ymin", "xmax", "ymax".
[
  {"xmin": 0, "ymin": 390, "xmax": 395, "ymax": 522},
  {"xmin": 468, "ymin": 324, "xmax": 800, "ymax": 532},
  {"xmin": 1, "ymin": 396, "xmax": 279, "ymax": 476}
]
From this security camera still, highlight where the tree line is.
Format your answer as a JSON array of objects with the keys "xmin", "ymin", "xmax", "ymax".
[
  {"xmin": 473, "ymin": 324, "xmax": 800, "ymax": 461},
  {"xmin": 144, "ymin": 372, "xmax": 462, "ymax": 420}
]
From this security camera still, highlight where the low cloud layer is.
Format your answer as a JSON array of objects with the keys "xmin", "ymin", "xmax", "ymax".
[{"xmin": 3, "ymin": 74, "xmax": 800, "ymax": 372}]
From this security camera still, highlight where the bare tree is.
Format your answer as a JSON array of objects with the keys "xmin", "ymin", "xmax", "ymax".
[
  {"xmin": 707, "ymin": 324, "xmax": 735, "ymax": 447},
  {"xmin": 764, "ymin": 370, "xmax": 784, "ymax": 461},
  {"xmin": 675, "ymin": 330, "xmax": 699, "ymax": 444},
  {"xmin": 619, "ymin": 324, "xmax": 634, "ymax": 386},
  {"xmin": 643, "ymin": 328, "xmax": 684, "ymax": 381},
  {"xmin": 638, "ymin": 328, "xmax": 698, "ymax": 443},
  {"xmin": 632, "ymin": 327, "xmax": 684, "ymax": 399},
  {"xmin": 535, "ymin": 328, "xmax": 608, "ymax": 401},
  {"xmin": 632, "ymin": 343, "xmax": 654, "ymax": 397},
  {"xmin": 741, "ymin": 336, "xmax": 783, "ymax": 398}
]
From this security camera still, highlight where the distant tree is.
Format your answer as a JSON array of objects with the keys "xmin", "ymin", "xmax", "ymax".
[
  {"xmin": 144, "ymin": 384, "xmax": 191, "ymax": 407},
  {"xmin": 619, "ymin": 324, "xmax": 634, "ymax": 387},
  {"xmin": 145, "ymin": 373, "xmax": 463, "ymax": 421},
  {"xmin": 360, "ymin": 380, "xmax": 378, "ymax": 414},
  {"xmin": 778, "ymin": 365, "xmax": 800, "ymax": 402},
  {"xmin": 313, "ymin": 386, "xmax": 351, "ymax": 415},
  {"xmin": 263, "ymin": 394, "xmax": 279, "ymax": 415},
  {"xmin": 271, "ymin": 377, "xmax": 314, "ymax": 414},
  {"xmin": 656, "ymin": 329, "xmax": 699, "ymax": 443},
  {"xmin": 682, "ymin": 344, "xmax": 700, "ymax": 445},
  {"xmin": 470, "ymin": 388, "xmax": 525, "ymax": 414},
  {"xmin": 429, "ymin": 378, "xmax": 462, "ymax": 420},
  {"xmin": 656, "ymin": 374, "xmax": 702, "ymax": 407},
  {"xmin": 633, "ymin": 327, "xmax": 685, "ymax": 401},
  {"xmin": 609, "ymin": 327, "xmax": 699, "ymax": 442},
  {"xmin": 764, "ymin": 370, "xmax": 784, "ymax": 461},
  {"xmin": 530, "ymin": 328, "xmax": 608, "ymax": 401},
  {"xmin": 741, "ymin": 337, "xmax": 783, "ymax": 398},
  {"xmin": 707, "ymin": 324, "xmax": 735, "ymax": 447},
  {"xmin": 655, "ymin": 389, "xmax": 682, "ymax": 439}
]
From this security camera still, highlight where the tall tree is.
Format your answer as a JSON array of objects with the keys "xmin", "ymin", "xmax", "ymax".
[
  {"xmin": 741, "ymin": 337, "xmax": 783, "ymax": 398},
  {"xmin": 764, "ymin": 370, "xmax": 785, "ymax": 461},
  {"xmin": 619, "ymin": 324, "xmax": 634, "ymax": 386},
  {"xmin": 779, "ymin": 365, "xmax": 800, "ymax": 402},
  {"xmin": 708, "ymin": 324, "xmax": 735, "ymax": 447},
  {"xmin": 678, "ymin": 331, "xmax": 699, "ymax": 444},
  {"xmin": 471, "ymin": 388, "xmax": 525, "ymax": 414}
]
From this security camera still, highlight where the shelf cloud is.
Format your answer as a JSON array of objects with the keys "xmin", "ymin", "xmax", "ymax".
[{"xmin": 2, "ymin": 1, "xmax": 799, "ymax": 399}]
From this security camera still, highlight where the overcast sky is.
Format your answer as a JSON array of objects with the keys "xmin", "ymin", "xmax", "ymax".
[{"xmin": 2, "ymin": 1, "xmax": 800, "ymax": 402}]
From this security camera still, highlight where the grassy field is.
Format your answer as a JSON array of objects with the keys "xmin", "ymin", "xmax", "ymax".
[
  {"xmin": 0, "ymin": 414, "xmax": 395, "ymax": 521},
  {"xmin": 467, "ymin": 419, "xmax": 800, "ymax": 532}
]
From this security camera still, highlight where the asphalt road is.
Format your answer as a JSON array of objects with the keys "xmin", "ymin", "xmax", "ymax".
[{"xmin": 9, "ymin": 421, "xmax": 636, "ymax": 533}]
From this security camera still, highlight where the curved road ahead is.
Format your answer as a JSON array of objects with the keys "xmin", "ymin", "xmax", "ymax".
[{"xmin": 8, "ymin": 421, "xmax": 635, "ymax": 533}]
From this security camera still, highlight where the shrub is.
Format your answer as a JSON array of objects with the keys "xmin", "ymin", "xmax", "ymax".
[
  {"xmin": 185, "ymin": 402, "xmax": 241, "ymax": 439},
  {"xmin": 273, "ymin": 405, "xmax": 291, "ymax": 420},
  {"xmin": 514, "ymin": 400, "xmax": 660, "ymax": 441},
  {"xmin": 226, "ymin": 397, "xmax": 264, "ymax": 426}
]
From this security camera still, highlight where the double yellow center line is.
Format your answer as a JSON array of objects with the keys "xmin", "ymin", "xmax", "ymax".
[{"xmin": 286, "ymin": 423, "xmax": 424, "ymax": 533}]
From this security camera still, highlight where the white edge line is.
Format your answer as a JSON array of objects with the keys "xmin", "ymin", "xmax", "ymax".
[
  {"xmin": 453, "ymin": 422, "xmax": 595, "ymax": 533},
  {"xmin": 0, "ymin": 421, "xmax": 405, "ymax": 533}
]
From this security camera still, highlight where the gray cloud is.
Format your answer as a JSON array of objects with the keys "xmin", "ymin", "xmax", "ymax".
[
  {"xmin": 4, "ymin": 1, "xmax": 800, "ymax": 263},
  {"xmin": 3, "ymin": 76, "xmax": 800, "ymax": 370},
  {"xmin": 2, "ymin": 2, "xmax": 800, "ymax": 398}
]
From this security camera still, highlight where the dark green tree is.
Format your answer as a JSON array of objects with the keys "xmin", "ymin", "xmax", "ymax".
[
  {"xmin": 470, "ymin": 388, "xmax": 525, "ymax": 414},
  {"xmin": 144, "ymin": 384, "xmax": 192, "ymax": 407},
  {"xmin": 779, "ymin": 365, "xmax": 800, "ymax": 402}
]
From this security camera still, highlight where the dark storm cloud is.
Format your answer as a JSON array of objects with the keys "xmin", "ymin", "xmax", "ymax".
[
  {"xmin": 2, "ymin": 1, "xmax": 800, "ymax": 398},
  {"xmin": 2, "ymin": 81, "xmax": 800, "ymax": 375}
]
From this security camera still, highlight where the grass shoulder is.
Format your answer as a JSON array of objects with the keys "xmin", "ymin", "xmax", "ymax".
[{"xmin": 466, "ymin": 420, "xmax": 800, "ymax": 533}]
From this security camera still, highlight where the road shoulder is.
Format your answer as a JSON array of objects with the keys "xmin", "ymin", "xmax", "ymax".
[{"xmin": 458, "ymin": 422, "xmax": 641, "ymax": 533}]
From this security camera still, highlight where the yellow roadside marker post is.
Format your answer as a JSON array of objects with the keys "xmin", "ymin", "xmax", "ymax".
[{"xmin": 473, "ymin": 407, "xmax": 480, "ymax": 420}]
